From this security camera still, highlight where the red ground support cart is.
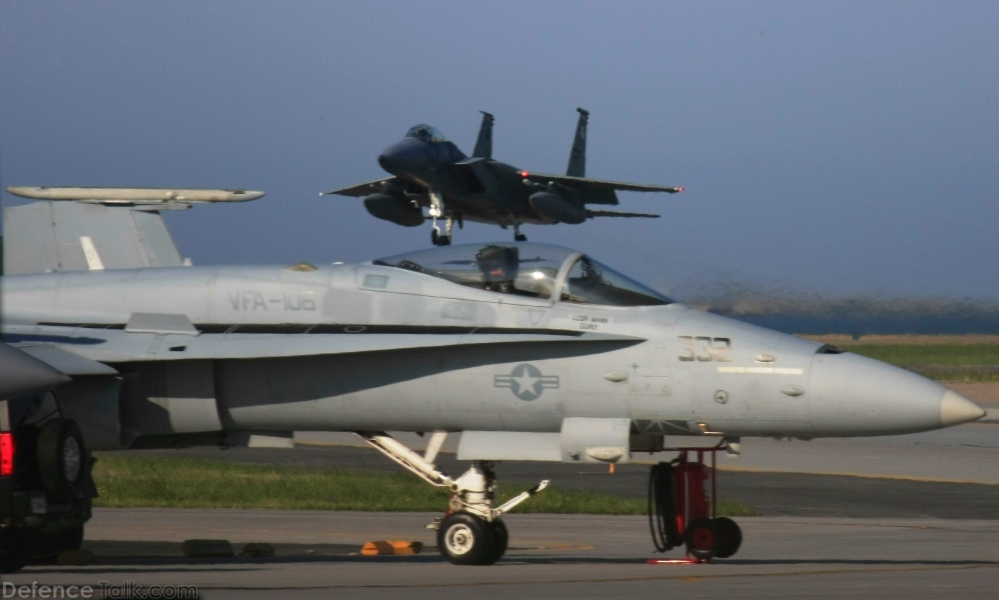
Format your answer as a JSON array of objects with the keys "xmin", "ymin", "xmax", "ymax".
[{"xmin": 647, "ymin": 441, "xmax": 742, "ymax": 563}]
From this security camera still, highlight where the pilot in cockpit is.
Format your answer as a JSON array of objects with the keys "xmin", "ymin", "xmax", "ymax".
[{"xmin": 475, "ymin": 245, "xmax": 519, "ymax": 294}]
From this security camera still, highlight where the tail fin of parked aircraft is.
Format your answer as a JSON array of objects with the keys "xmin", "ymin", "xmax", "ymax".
[
  {"xmin": 2, "ymin": 187, "xmax": 263, "ymax": 275},
  {"xmin": 565, "ymin": 108, "xmax": 589, "ymax": 178},
  {"xmin": 472, "ymin": 111, "xmax": 494, "ymax": 159}
]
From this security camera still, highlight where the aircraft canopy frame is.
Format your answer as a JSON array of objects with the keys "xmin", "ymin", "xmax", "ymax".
[{"xmin": 373, "ymin": 242, "xmax": 672, "ymax": 307}]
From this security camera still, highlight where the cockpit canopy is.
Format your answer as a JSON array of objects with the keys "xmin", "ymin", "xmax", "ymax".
[
  {"xmin": 405, "ymin": 124, "xmax": 448, "ymax": 143},
  {"xmin": 374, "ymin": 243, "xmax": 672, "ymax": 307}
]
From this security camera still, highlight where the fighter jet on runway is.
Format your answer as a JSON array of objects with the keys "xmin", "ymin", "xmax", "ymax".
[
  {"xmin": 323, "ymin": 109, "xmax": 683, "ymax": 245},
  {"xmin": 0, "ymin": 191, "xmax": 985, "ymax": 568}
]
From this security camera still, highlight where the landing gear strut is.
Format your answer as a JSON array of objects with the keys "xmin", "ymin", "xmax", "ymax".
[
  {"xmin": 356, "ymin": 432, "xmax": 548, "ymax": 565},
  {"xmin": 428, "ymin": 191, "xmax": 452, "ymax": 246}
]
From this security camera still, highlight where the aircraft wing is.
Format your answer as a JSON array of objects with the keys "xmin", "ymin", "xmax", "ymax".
[
  {"xmin": 11, "ymin": 343, "xmax": 119, "ymax": 376},
  {"xmin": 322, "ymin": 177, "xmax": 399, "ymax": 197},
  {"xmin": 522, "ymin": 172, "xmax": 682, "ymax": 195},
  {"xmin": 587, "ymin": 210, "xmax": 660, "ymax": 218}
]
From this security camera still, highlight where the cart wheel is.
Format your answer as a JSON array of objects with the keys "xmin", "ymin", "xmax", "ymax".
[
  {"xmin": 36, "ymin": 419, "xmax": 88, "ymax": 502},
  {"xmin": 685, "ymin": 517, "xmax": 721, "ymax": 560},
  {"xmin": 437, "ymin": 511, "xmax": 495, "ymax": 565},
  {"xmin": 481, "ymin": 519, "xmax": 508, "ymax": 565},
  {"xmin": 714, "ymin": 517, "xmax": 742, "ymax": 558}
]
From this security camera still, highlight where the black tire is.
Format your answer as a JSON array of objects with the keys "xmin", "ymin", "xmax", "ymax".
[
  {"xmin": 714, "ymin": 517, "xmax": 742, "ymax": 559},
  {"xmin": 36, "ymin": 419, "xmax": 88, "ymax": 502},
  {"xmin": 515, "ymin": 234, "xmax": 527, "ymax": 242},
  {"xmin": 437, "ymin": 511, "xmax": 494, "ymax": 565},
  {"xmin": 0, "ymin": 528, "xmax": 34, "ymax": 574},
  {"xmin": 431, "ymin": 228, "xmax": 441, "ymax": 245},
  {"xmin": 684, "ymin": 517, "xmax": 722, "ymax": 560},
  {"xmin": 480, "ymin": 519, "xmax": 508, "ymax": 565},
  {"xmin": 439, "ymin": 235, "xmax": 451, "ymax": 246},
  {"xmin": 35, "ymin": 524, "xmax": 85, "ymax": 560}
]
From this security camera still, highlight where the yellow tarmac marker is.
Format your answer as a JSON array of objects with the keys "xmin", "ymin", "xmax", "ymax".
[{"xmin": 360, "ymin": 541, "xmax": 423, "ymax": 556}]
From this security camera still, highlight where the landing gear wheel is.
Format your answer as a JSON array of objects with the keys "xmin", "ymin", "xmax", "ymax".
[
  {"xmin": 431, "ymin": 227, "xmax": 441, "ymax": 246},
  {"xmin": 713, "ymin": 517, "xmax": 742, "ymax": 558},
  {"xmin": 481, "ymin": 519, "xmax": 508, "ymax": 565},
  {"xmin": 439, "ymin": 235, "xmax": 451, "ymax": 246},
  {"xmin": 437, "ymin": 511, "xmax": 494, "ymax": 565},
  {"xmin": 0, "ymin": 529, "xmax": 35, "ymax": 573},
  {"xmin": 684, "ymin": 517, "xmax": 722, "ymax": 560},
  {"xmin": 514, "ymin": 233, "xmax": 527, "ymax": 242},
  {"xmin": 36, "ymin": 419, "xmax": 88, "ymax": 502}
]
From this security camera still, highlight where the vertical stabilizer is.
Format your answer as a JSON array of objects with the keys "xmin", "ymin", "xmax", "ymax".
[
  {"xmin": 2, "ymin": 187, "xmax": 263, "ymax": 275},
  {"xmin": 566, "ymin": 108, "xmax": 589, "ymax": 177},
  {"xmin": 3, "ymin": 202, "xmax": 182, "ymax": 274},
  {"xmin": 472, "ymin": 111, "xmax": 494, "ymax": 159}
]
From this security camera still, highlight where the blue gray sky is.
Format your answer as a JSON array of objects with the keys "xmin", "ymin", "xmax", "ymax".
[{"xmin": 2, "ymin": 1, "xmax": 997, "ymax": 300}]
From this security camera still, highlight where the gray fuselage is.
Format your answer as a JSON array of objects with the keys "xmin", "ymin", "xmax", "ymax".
[{"xmin": 1, "ymin": 244, "xmax": 981, "ymax": 448}]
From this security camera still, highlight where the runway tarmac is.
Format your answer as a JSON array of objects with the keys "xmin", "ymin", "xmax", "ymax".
[{"xmin": 6, "ymin": 510, "xmax": 999, "ymax": 599}]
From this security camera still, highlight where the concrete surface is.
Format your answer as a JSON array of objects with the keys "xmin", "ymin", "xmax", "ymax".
[{"xmin": 6, "ymin": 510, "xmax": 999, "ymax": 599}]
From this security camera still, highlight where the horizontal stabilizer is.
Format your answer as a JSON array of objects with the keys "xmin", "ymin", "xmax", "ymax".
[{"xmin": 587, "ymin": 210, "xmax": 660, "ymax": 218}]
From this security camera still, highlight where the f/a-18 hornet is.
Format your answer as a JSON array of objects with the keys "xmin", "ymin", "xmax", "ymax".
[
  {"xmin": 0, "ymin": 189, "xmax": 985, "ymax": 569},
  {"xmin": 323, "ymin": 109, "xmax": 683, "ymax": 245}
]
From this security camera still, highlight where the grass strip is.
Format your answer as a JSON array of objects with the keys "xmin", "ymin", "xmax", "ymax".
[
  {"xmin": 843, "ymin": 344, "xmax": 999, "ymax": 381},
  {"xmin": 92, "ymin": 455, "xmax": 756, "ymax": 516},
  {"xmin": 846, "ymin": 344, "xmax": 999, "ymax": 366}
]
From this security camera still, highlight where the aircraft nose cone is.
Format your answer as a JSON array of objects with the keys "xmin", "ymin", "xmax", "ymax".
[
  {"xmin": 809, "ymin": 352, "xmax": 964, "ymax": 436},
  {"xmin": 377, "ymin": 138, "xmax": 428, "ymax": 176},
  {"xmin": 939, "ymin": 389, "xmax": 986, "ymax": 426},
  {"xmin": 0, "ymin": 344, "xmax": 70, "ymax": 397}
]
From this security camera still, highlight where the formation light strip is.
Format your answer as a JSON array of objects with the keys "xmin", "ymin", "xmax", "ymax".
[{"xmin": 716, "ymin": 366, "xmax": 804, "ymax": 375}]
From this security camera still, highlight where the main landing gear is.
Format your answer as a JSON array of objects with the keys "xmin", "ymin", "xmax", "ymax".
[
  {"xmin": 356, "ymin": 432, "xmax": 548, "ymax": 565},
  {"xmin": 431, "ymin": 214, "xmax": 457, "ymax": 246},
  {"xmin": 513, "ymin": 223, "xmax": 527, "ymax": 242}
]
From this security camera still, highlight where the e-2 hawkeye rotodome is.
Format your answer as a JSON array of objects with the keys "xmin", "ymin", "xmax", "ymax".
[{"xmin": 0, "ymin": 188, "xmax": 985, "ymax": 568}]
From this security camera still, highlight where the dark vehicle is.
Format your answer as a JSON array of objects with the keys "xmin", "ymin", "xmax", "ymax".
[{"xmin": 0, "ymin": 344, "xmax": 95, "ymax": 573}]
